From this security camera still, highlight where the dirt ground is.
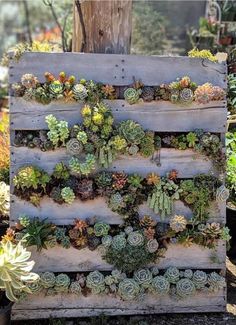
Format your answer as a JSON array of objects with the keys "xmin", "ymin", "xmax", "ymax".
[{"xmin": 13, "ymin": 258, "xmax": 236, "ymax": 325}]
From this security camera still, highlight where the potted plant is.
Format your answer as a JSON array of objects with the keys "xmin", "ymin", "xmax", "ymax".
[{"xmin": 0, "ymin": 240, "xmax": 39, "ymax": 324}]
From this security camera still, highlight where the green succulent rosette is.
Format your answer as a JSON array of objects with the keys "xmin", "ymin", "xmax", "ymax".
[
  {"xmin": 133, "ymin": 268, "xmax": 153, "ymax": 288},
  {"xmin": 118, "ymin": 278, "xmax": 140, "ymax": 300},
  {"xmin": 86, "ymin": 271, "xmax": 105, "ymax": 294},
  {"xmin": 151, "ymin": 275, "xmax": 170, "ymax": 295},
  {"xmin": 94, "ymin": 222, "xmax": 110, "ymax": 237},
  {"xmin": 176, "ymin": 278, "xmax": 196, "ymax": 298}
]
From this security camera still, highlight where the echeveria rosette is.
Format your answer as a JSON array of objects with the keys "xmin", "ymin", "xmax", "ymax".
[
  {"xmin": 101, "ymin": 235, "xmax": 112, "ymax": 247},
  {"xmin": 61, "ymin": 187, "xmax": 75, "ymax": 204},
  {"xmin": 133, "ymin": 269, "xmax": 153, "ymax": 288},
  {"xmin": 27, "ymin": 279, "xmax": 42, "ymax": 294},
  {"xmin": 192, "ymin": 270, "xmax": 208, "ymax": 289},
  {"xmin": 151, "ymin": 275, "xmax": 170, "ymax": 295},
  {"xmin": 146, "ymin": 239, "xmax": 159, "ymax": 253},
  {"xmin": 94, "ymin": 222, "xmax": 110, "ymax": 237},
  {"xmin": 66, "ymin": 138, "xmax": 83, "ymax": 156},
  {"xmin": 118, "ymin": 278, "xmax": 140, "ymax": 300},
  {"xmin": 184, "ymin": 269, "xmax": 193, "ymax": 279},
  {"xmin": 111, "ymin": 234, "xmax": 127, "ymax": 251},
  {"xmin": 216, "ymin": 185, "xmax": 229, "ymax": 202},
  {"xmin": 70, "ymin": 281, "xmax": 82, "ymax": 295},
  {"xmin": 127, "ymin": 231, "xmax": 144, "ymax": 247},
  {"xmin": 176, "ymin": 278, "xmax": 196, "ymax": 298},
  {"xmin": 54, "ymin": 273, "xmax": 70, "ymax": 293},
  {"xmin": 40, "ymin": 272, "xmax": 56, "ymax": 288},
  {"xmin": 164, "ymin": 267, "xmax": 180, "ymax": 284},
  {"xmin": 86, "ymin": 271, "xmax": 105, "ymax": 294},
  {"xmin": 208, "ymin": 272, "xmax": 226, "ymax": 292}
]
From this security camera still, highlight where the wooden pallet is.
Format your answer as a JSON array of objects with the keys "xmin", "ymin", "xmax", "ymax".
[{"xmin": 9, "ymin": 53, "xmax": 227, "ymax": 319}]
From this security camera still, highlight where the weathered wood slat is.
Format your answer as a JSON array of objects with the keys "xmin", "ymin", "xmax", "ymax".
[
  {"xmin": 10, "ymin": 98, "xmax": 227, "ymax": 132},
  {"xmin": 10, "ymin": 195, "xmax": 226, "ymax": 225},
  {"xmin": 29, "ymin": 241, "xmax": 226, "ymax": 273},
  {"xmin": 12, "ymin": 290, "xmax": 226, "ymax": 320},
  {"xmin": 11, "ymin": 147, "xmax": 216, "ymax": 178},
  {"xmin": 10, "ymin": 53, "xmax": 227, "ymax": 88}
]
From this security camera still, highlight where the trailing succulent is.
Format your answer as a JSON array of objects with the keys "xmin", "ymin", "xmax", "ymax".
[{"xmin": 20, "ymin": 268, "xmax": 225, "ymax": 301}]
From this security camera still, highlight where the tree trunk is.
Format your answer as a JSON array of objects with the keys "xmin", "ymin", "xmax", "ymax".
[{"xmin": 73, "ymin": 0, "xmax": 132, "ymax": 54}]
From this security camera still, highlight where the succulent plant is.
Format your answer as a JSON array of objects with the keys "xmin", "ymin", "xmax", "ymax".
[
  {"xmin": 52, "ymin": 162, "xmax": 70, "ymax": 181},
  {"xmin": 141, "ymin": 86, "xmax": 155, "ymax": 102},
  {"xmin": 128, "ymin": 174, "xmax": 143, "ymax": 189},
  {"xmin": 101, "ymin": 235, "xmax": 112, "ymax": 247},
  {"xmin": 186, "ymin": 132, "xmax": 198, "ymax": 148},
  {"xmin": 124, "ymin": 88, "xmax": 141, "ymax": 104},
  {"xmin": 194, "ymin": 83, "xmax": 213, "ymax": 104},
  {"xmin": 176, "ymin": 278, "xmax": 196, "ymax": 298},
  {"xmin": 77, "ymin": 178, "xmax": 94, "ymax": 200},
  {"xmin": 18, "ymin": 214, "xmax": 30, "ymax": 227},
  {"xmin": 140, "ymin": 131, "xmax": 155, "ymax": 158},
  {"xmin": 40, "ymin": 272, "xmax": 56, "ymax": 289},
  {"xmin": 61, "ymin": 187, "xmax": 75, "ymax": 204},
  {"xmin": 127, "ymin": 144, "xmax": 139, "ymax": 155},
  {"xmin": 184, "ymin": 269, "xmax": 193, "ymax": 279},
  {"xmin": 77, "ymin": 131, "xmax": 88, "ymax": 144},
  {"xmin": 66, "ymin": 138, "xmax": 83, "ymax": 156},
  {"xmin": 0, "ymin": 241, "xmax": 39, "ymax": 301},
  {"xmin": 27, "ymin": 279, "xmax": 42, "ymax": 294},
  {"xmin": 220, "ymin": 227, "xmax": 231, "ymax": 242},
  {"xmin": 207, "ymin": 272, "xmax": 225, "ymax": 291},
  {"xmin": 108, "ymin": 192, "xmax": 125, "ymax": 211},
  {"xmin": 70, "ymin": 281, "xmax": 82, "ymax": 295},
  {"xmin": 169, "ymin": 215, "xmax": 187, "ymax": 233},
  {"xmin": 21, "ymin": 73, "xmax": 38, "ymax": 89},
  {"xmin": 127, "ymin": 231, "xmax": 144, "ymax": 247},
  {"xmin": 134, "ymin": 269, "xmax": 152, "ymax": 288},
  {"xmin": 86, "ymin": 271, "xmax": 105, "ymax": 294},
  {"xmin": 54, "ymin": 273, "xmax": 70, "ymax": 292},
  {"xmin": 170, "ymin": 89, "xmax": 180, "ymax": 103},
  {"xmin": 102, "ymin": 84, "xmax": 117, "ymax": 99},
  {"xmin": 0, "ymin": 181, "xmax": 10, "ymax": 216},
  {"xmin": 111, "ymin": 234, "xmax": 127, "ymax": 251},
  {"xmin": 72, "ymin": 83, "xmax": 88, "ymax": 101},
  {"xmin": 45, "ymin": 115, "xmax": 69, "ymax": 147},
  {"xmin": 146, "ymin": 172, "xmax": 160, "ymax": 185},
  {"xmin": 192, "ymin": 270, "xmax": 208, "ymax": 289},
  {"xmin": 69, "ymin": 154, "xmax": 96, "ymax": 176},
  {"xmin": 109, "ymin": 135, "xmax": 127, "ymax": 151},
  {"xmin": 94, "ymin": 222, "xmax": 110, "ymax": 237},
  {"xmin": 179, "ymin": 88, "xmax": 194, "ymax": 104},
  {"xmin": 50, "ymin": 186, "xmax": 63, "ymax": 204},
  {"xmin": 34, "ymin": 86, "xmax": 51, "ymax": 104},
  {"xmin": 151, "ymin": 275, "xmax": 170, "ymax": 295},
  {"xmin": 95, "ymin": 171, "xmax": 112, "ymax": 189},
  {"xmin": 164, "ymin": 267, "xmax": 180, "ymax": 284},
  {"xmin": 188, "ymin": 48, "xmax": 218, "ymax": 62},
  {"xmin": 118, "ymin": 278, "xmax": 141, "ymax": 301},
  {"xmin": 48, "ymin": 80, "xmax": 64, "ymax": 98},
  {"xmin": 198, "ymin": 223, "xmax": 222, "ymax": 238},
  {"xmin": 118, "ymin": 120, "xmax": 145, "ymax": 145},
  {"xmin": 211, "ymin": 86, "xmax": 225, "ymax": 101},
  {"xmin": 112, "ymin": 172, "xmax": 127, "ymax": 190},
  {"xmin": 146, "ymin": 239, "xmax": 159, "ymax": 253},
  {"xmin": 13, "ymin": 166, "xmax": 50, "ymax": 192}
]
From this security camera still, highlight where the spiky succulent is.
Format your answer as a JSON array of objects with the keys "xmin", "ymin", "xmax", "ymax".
[
  {"xmin": 176, "ymin": 278, "xmax": 196, "ymax": 298},
  {"xmin": 151, "ymin": 275, "xmax": 170, "ymax": 295},
  {"xmin": 118, "ymin": 120, "xmax": 145, "ymax": 145},
  {"xmin": 169, "ymin": 215, "xmax": 187, "ymax": 233},
  {"xmin": 40, "ymin": 272, "xmax": 56, "ymax": 288},
  {"xmin": 61, "ymin": 187, "xmax": 75, "ymax": 204},
  {"xmin": 124, "ymin": 88, "xmax": 141, "ymax": 104},
  {"xmin": 94, "ymin": 222, "xmax": 110, "ymax": 237},
  {"xmin": 54, "ymin": 273, "xmax": 70, "ymax": 292},
  {"xmin": 13, "ymin": 166, "xmax": 50, "ymax": 192},
  {"xmin": 72, "ymin": 83, "xmax": 88, "ymax": 101},
  {"xmin": 86, "ymin": 271, "xmax": 105, "ymax": 294},
  {"xmin": 118, "ymin": 278, "xmax": 140, "ymax": 300},
  {"xmin": 0, "ymin": 181, "xmax": 10, "ymax": 216},
  {"xmin": 66, "ymin": 138, "xmax": 83, "ymax": 156}
]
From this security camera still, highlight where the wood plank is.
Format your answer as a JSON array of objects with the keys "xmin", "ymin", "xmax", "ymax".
[
  {"xmin": 12, "ymin": 290, "xmax": 226, "ymax": 320},
  {"xmin": 29, "ymin": 241, "xmax": 226, "ymax": 273},
  {"xmin": 10, "ymin": 98, "xmax": 227, "ymax": 132},
  {"xmin": 9, "ymin": 52, "xmax": 227, "ymax": 88},
  {"xmin": 10, "ymin": 195, "xmax": 226, "ymax": 225},
  {"xmin": 10, "ymin": 147, "xmax": 216, "ymax": 179}
]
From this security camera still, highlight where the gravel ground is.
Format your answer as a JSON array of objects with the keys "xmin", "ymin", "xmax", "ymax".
[{"xmin": 13, "ymin": 258, "xmax": 236, "ymax": 325}]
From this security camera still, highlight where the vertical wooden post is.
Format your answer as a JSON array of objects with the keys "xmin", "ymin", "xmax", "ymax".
[{"xmin": 73, "ymin": 0, "xmax": 132, "ymax": 54}]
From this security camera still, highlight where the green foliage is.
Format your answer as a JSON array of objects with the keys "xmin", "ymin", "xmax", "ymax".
[
  {"xmin": 0, "ymin": 241, "xmax": 39, "ymax": 302},
  {"xmin": 52, "ymin": 162, "xmax": 70, "ymax": 181},
  {"xmin": 0, "ymin": 181, "xmax": 9, "ymax": 216},
  {"xmin": 228, "ymin": 74, "xmax": 236, "ymax": 115},
  {"xmin": 226, "ymin": 129, "xmax": 236, "ymax": 206},
  {"xmin": 13, "ymin": 166, "xmax": 50, "ymax": 192},
  {"xmin": 94, "ymin": 222, "xmax": 110, "ymax": 237},
  {"xmin": 69, "ymin": 154, "xmax": 96, "ymax": 176},
  {"xmin": 139, "ymin": 131, "xmax": 155, "ymax": 158},
  {"xmin": 61, "ymin": 187, "xmax": 75, "ymax": 204},
  {"xmin": 45, "ymin": 115, "xmax": 69, "ymax": 147},
  {"xmin": 188, "ymin": 48, "xmax": 218, "ymax": 62},
  {"xmin": 124, "ymin": 88, "xmax": 141, "ymax": 105},
  {"xmin": 118, "ymin": 120, "xmax": 145, "ymax": 145}
]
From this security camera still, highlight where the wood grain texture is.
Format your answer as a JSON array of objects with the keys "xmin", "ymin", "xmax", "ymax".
[
  {"xmin": 9, "ymin": 53, "xmax": 227, "ymax": 87},
  {"xmin": 12, "ymin": 290, "xmax": 226, "ymax": 320},
  {"xmin": 29, "ymin": 241, "xmax": 226, "ymax": 273},
  {"xmin": 10, "ymin": 147, "xmax": 216, "ymax": 178},
  {"xmin": 10, "ymin": 98, "xmax": 227, "ymax": 132},
  {"xmin": 10, "ymin": 195, "xmax": 226, "ymax": 225}
]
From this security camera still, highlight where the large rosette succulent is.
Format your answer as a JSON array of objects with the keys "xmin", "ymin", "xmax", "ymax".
[
  {"xmin": 54, "ymin": 273, "xmax": 70, "ymax": 292},
  {"xmin": 151, "ymin": 275, "xmax": 170, "ymax": 295},
  {"xmin": 176, "ymin": 278, "xmax": 196, "ymax": 298},
  {"xmin": 192, "ymin": 270, "xmax": 208, "ymax": 289},
  {"xmin": 118, "ymin": 120, "xmax": 145, "ymax": 145},
  {"xmin": 118, "ymin": 278, "xmax": 140, "ymax": 300},
  {"xmin": 164, "ymin": 267, "xmax": 180, "ymax": 284},
  {"xmin": 40, "ymin": 272, "xmax": 56, "ymax": 288},
  {"xmin": 127, "ymin": 231, "xmax": 144, "ymax": 247},
  {"xmin": 86, "ymin": 271, "xmax": 105, "ymax": 294},
  {"xmin": 133, "ymin": 269, "xmax": 153, "ymax": 288}
]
